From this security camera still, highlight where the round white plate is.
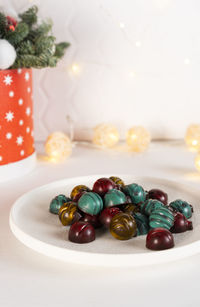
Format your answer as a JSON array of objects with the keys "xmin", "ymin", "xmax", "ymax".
[{"xmin": 9, "ymin": 175, "xmax": 200, "ymax": 267}]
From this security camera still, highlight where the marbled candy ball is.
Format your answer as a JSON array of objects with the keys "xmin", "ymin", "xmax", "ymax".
[
  {"xmin": 78, "ymin": 192, "xmax": 103, "ymax": 215},
  {"xmin": 68, "ymin": 221, "xmax": 95, "ymax": 243},
  {"xmin": 99, "ymin": 207, "xmax": 121, "ymax": 228},
  {"xmin": 81, "ymin": 213, "xmax": 102, "ymax": 229},
  {"xmin": 109, "ymin": 176, "xmax": 125, "ymax": 187},
  {"xmin": 93, "ymin": 124, "xmax": 119, "ymax": 148},
  {"xmin": 148, "ymin": 189, "xmax": 168, "ymax": 205},
  {"xmin": 122, "ymin": 203, "xmax": 140, "ymax": 215},
  {"xmin": 70, "ymin": 185, "xmax": 90, "ymax": 200},
  {"xmin": 133, "ymin": 213, "xmax": 149, "ymax": 236},
  {"xmin": 110, "ymin": 213, "xmax": 137, "ymax": 240},
  {"xmin": 123, "ymin": 183, "xmax": 146, "ymax": 204},
  {"xmin": 93, "ymin": 178, "xmax": 116, "ymax": 197},
  {"xmin": 59, "ymin": 202, "xmax": 82, "ymax": 226},
  {"xmin": 140, "ymin": 199, "xmax": 165, "ymax": 216},
  {"xmin": 146, "ymin": 228, "xmax": 174, "ymax": 251},
  {"xmin": 149, "ymin": 207, "xmax": 174, "ymax": 230},
  {"xmin": 104, "ymin": 189, "xmax": 126, "ymax": 208},
  {"xmin": 169, "ymin": 199, "xmax": 192, "ymax": 219},
  {"xmin": 49, "ymin": 194, "xmax": 71, "ymax": 214},
  {"xmin": 170, "ymin": 212, "xmax": 193, "ymax": 233}
]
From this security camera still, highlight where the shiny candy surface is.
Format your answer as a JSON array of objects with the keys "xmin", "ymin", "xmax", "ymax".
[
  {"xmin": 110, "ymin": 213, "xmax": 137, "ymax": 240},
  {"xmin": 109, "ymin": 176, "xmax": 125, "ymax": 187},
  {"xmin": 133, "ymin": 213, "xmax": 149, "ymax": 236},
  {"xmin": 148, "ymin": 189, "xmax": 168, "ymax": 205},
  {"xmin": 169, "ymin": 199, "xmax": 192, "ymax": 219},
  {"xmin": 99, "ymin": 207, "xmax": 121, "ymax": 228},
  {"xmin": 123, "ymin": 183, "xmax": 146, "ymax": 204},
  {"xmin": 49, "ymin": 194, "xmax": 71, "ymax": 214},
  {"xmin": 78, "ymin": 192, "xmax": 103, "ymax": 215},
  {"xmin": 104, "ymin": 189, "xmax": 126, "ymax": 208},
  {"xmin": 122, "ymin": 203, "xmax": 140, "ymax": 215},
  {"xmin": 140, "ymin": 199, "xmax": 165, "ymax": 216},
  {"xmin": 170, "ymin": 212, "xmax": 193, "ymax": 233},
  {"xmin": 68, "ymin": 221, "xmax": 95, "ymax": 243},
  {"xmin": 70, "ymin": 185, "xmax": 90, "ymax": 200},
  {"xmin": 93, "ymin": 178, "xmax": 116, "ymax": 197},
  {"xmin": 81, "ymin": 213, "xmax": 102, "ymax": 228},
  {"xmin": 149, "ymin": 207, "xmax": 174, "ymax": 230},
  {"xmin": 146, "ymin": 228, "xmax": 174, "ymax": 250},
  {"xmin": 59, "ymin": 202, "xmax": 81, "ymax": 226}
]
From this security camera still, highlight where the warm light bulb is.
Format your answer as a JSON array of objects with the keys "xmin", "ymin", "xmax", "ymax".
[
  {"xmin": 45, "ymin": 131, "xmax": 72, "ymax": 162},
  {"xmin": 126, "ymin": 126, "xmax": 151, "ymax": 152},
  {"xmin": 129, "ymin": 71, "xmax": 136, "ymax": 78},
  {"xmin": 135, "ymin": 41, "xmax": 141, "ymax": 47},
  {"xmin": 185, "ymin": 124, "xmax": 200, "ymax": 151},
  {"xmin": 119, "ymin": 22, "xmax": 125, "ymax": 29},
  {"xmin": 71, "ymin": 63, "xmax": 81, "ymax": 75},
  {"xmin": 93, "ymin": 123, "xmax": 119, "ymax": 148},
  {"xmin": 184, "ymin": 58, "xmax": 191, "ymax": 65}
]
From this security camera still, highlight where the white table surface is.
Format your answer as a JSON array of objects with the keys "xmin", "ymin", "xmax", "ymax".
[{"xmin": 1, "ymin": 141, "xmax": 200, "ymax": 307}]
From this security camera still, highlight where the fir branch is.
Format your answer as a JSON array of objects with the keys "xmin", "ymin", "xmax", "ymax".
[
  {"xmin": 17, "ymin": 40, "xmax": 35, "ymax": 55},
  {"xmin": 54, "ymin": 42, "xmax": 70, "ymax": 58},
  {"xmin": 19, "ymin": 6, "xmax": 38, "ymax": 27},
  {"xmin": 0, "ymin": 12, "xmax": 6, "ymax": 38},
  {"xmin": 28, "ymin": 19, "xmax": 53, "ymax": 41},
  {"xmin": 35, "ymin": 35, "xmax": 56, "ymax": 56},
  {"xmin": 6, "ymin": 22, "xmax": 29, "ymax": 46}
]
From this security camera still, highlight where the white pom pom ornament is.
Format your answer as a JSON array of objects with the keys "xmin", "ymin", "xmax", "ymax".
[{"xmin": 0, "ymin": 39, "xmax": 16, "ymax": 70}]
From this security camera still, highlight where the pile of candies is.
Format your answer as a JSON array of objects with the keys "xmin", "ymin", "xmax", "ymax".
[{"xmin": 49, "ymin": 177, "xmax": 194, "ymax": 250}]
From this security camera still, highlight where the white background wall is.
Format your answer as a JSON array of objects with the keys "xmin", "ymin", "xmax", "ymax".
[{"xmin": 2, "ymin": 0, "xmax": 200, "ymax": 141}]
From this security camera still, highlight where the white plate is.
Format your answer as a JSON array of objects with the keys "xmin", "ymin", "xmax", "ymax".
[{"xmin": 9, "ymin": 175, "xmax": 200, "ymax": 267}]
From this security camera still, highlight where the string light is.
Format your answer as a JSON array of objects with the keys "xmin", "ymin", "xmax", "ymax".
[
  {"xmin": 185, "ymin": 124, "xmax": 200, "ymax": 151},
  {"xmin": 126, "ymin": 126, "xmax": 151, "ymax": 152},
  {"xmin": 93, "ymin": 123, "xmax": 119, "ymax": 148},
  {"xmin": 45, "ymin": 131, "xmax": 72, "ymax": 162},
  {"xmin": 119, "ymin": 22, "xmax": 125, "ymax": 29},
  {"xmin": 135, "ymin": 41, "xmax": 141, "ymax": 47},
  {"xmin": 129, "ymin": 71, "xmax": 136, "ymax": 78},
  {"xmin": 195, "ymin": 154, "xmax": 200, "ymax": 171},
  {"xmin": 184, "ymin": 58, "xmax": 191, "ymax": 65},
  {"xmin": 70, "ymin": 63, "xmax": 81, "ymax": 75}
]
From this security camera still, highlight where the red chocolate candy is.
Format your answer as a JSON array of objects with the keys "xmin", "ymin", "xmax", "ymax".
[
  {"xmin": 73, "ymin": 191, "xmax": 87, "ymax": 203},
  {"xmin": 93, "ymin": 178, "xmax": 116, "ymax": 197},
  {"xmin": 146, "ymin": 228, "xmax": 174, "ymax": 250},
  {"xmin": 170, "ymin": 212, "xmax": 193, "ymax": 233},
  {"xmin": 68, "ymin": 221, "xmax": 95, "ymax": 243},
  {"xmin": 99, "ymin": 207, "xmax": 121, "ymax": 228},
  {"xmin": 81, "ymin": 213, "xmax": 102, "ymax": 228},
  {"xmin": 148, "ymin": 189, "xmax": 168, "ymax": 205}
]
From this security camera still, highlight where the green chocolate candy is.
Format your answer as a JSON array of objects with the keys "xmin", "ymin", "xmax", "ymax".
[
  {"xmin": 104, "ymin": 189, "xmax": 126, "ymax": 208},
  {"xmin": 133, "ymin": 212, "xmax": 149, "ymax": 236},
  {"xmin": 78, "ymin": 192, "xmax": 103, "ymax": 215},
  {"xmin": 140, "ymin": 199, "xmax": 165, "ymax": 216},
  {"xmin": 149, "ymin": 207, "xmax": 174, "ymax": 230},
  {"xmin": 169, "ymin": 199, "xmax": 192, "ymax": 219},
  {"xmin": 123, "ymin": 183, "xmax": 146, "ymax": 204},
  {"xmin": 49, "ymin": 194, "xmax": 71, "ymax": 214}
]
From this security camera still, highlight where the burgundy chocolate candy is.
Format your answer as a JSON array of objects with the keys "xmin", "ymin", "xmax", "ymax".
[
  {"xmin": 148, "ymin": 189, "xmax": 168, "ymax": 205},
  {"xmin": 81, "ymin": 213, "xmax": 102, "ymax": 228},
  {"xmin": 99, "ymin": 207, "xmax": 121, "ymax": 228},
  {"xmin": 93, "ymin": 178, "xmax": 116, "ymax": 197},
  {"xmin": 146, "ymin": 228, "xmax": 174, "ymax": 250},
  {"xmin": 171, "ymin": 212, "xmax": 193, "ymax": 233},
  {"xmin": 68, "ymin": 221, "xmax": 95, "ymax": 243}
]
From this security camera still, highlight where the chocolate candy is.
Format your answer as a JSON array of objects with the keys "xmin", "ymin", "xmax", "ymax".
[
  {"xmin": 109, "ymin": 176, "xmax": 125, "ymax": 187},
  {"xmin": 68, "ymin": 221, "xmax": 95, "ymax": 243},
  {"xmin": 78, "ymin": 192, "xmax": 103, "ymax": 215},
  {"xmin": 59, "ymin": 202, "xmax": 81, "ymax": 226},
  {"xmin": 93, "ymin": 178, "xmax": 116, "ymax": 197},
  {"xmin": 133, "ymin": 213, "xmax": 149, "ymax": 236},
  {"xmin": 49, "ymin": 194, "xmax": 71, "ymax": 214},
  {"xmin": 169, "ymin": 199, "xmax": 192, "ymax": 219},
  {"xmin": 122, "ymin": 183, "xmax": 146, "ymax": 204},
  {"xmin": 170, "ymin": 212, "xmax": 193, "ymax": 233},
  {"xmin": 122, "ymin": 203, "xmax": 140, "ymax": 215},
  {"xmin": 104, "ymin": 189, "xmax": 126, "ymax": 208},
  {"xmin": 70, "ymin": 185, "xmax": 90, "ymax": 200},
  {"xmin": 99, "ymin": 207, "xmax": 121, "ymax": 228},
  {"xmin": 140, "ymin": 199, "xmax": 165, "ymax": 216},
  {"xmin": 81, "ymin": 213, "xmax": 102, "ymax": 228},
  {"xmin": 148, "ymin": 189, "xmax": 168, "ymax": 205},
  {"xmin": 73, "ymin": 190, "xmax": 87, "ymax": 203},
  {"xmin": 110, "ymin": 213, "xmax": 137, "ymax": 240},
  {"xmin": 146, "ymin": 228, "xmax": 174, "ymax": 250},
  {"xmin": 149, "ymin": 207, "xmax": 174, "ymax": 230}
]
